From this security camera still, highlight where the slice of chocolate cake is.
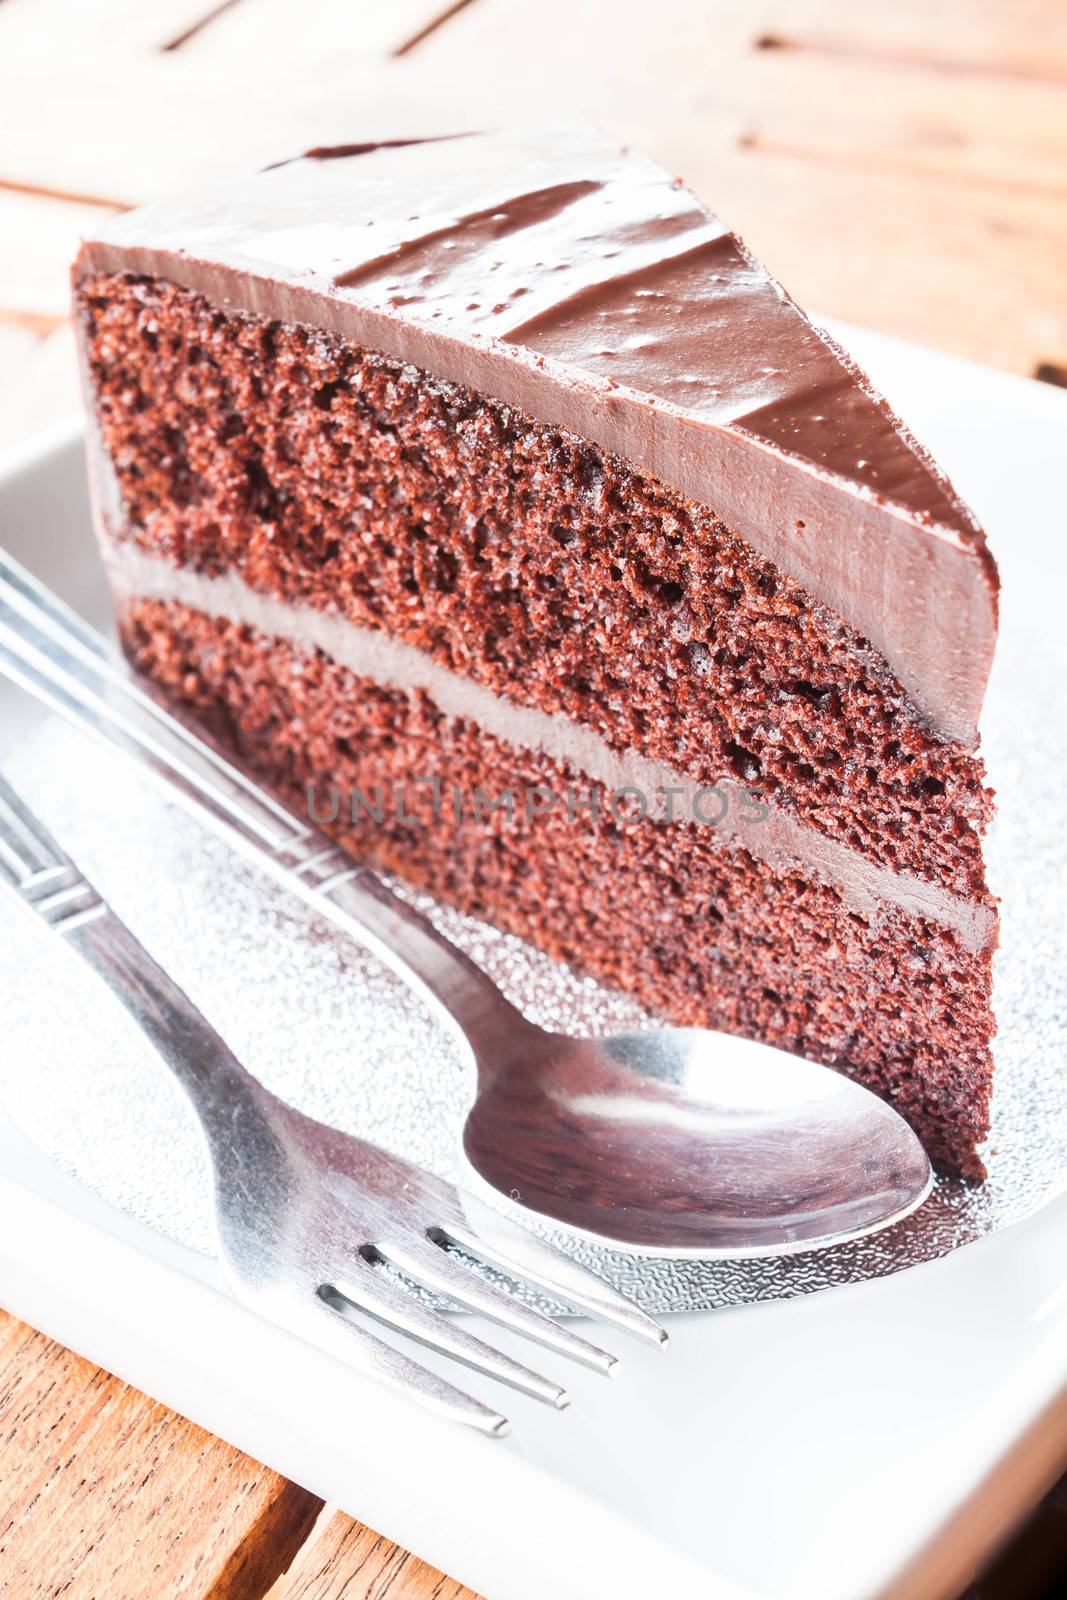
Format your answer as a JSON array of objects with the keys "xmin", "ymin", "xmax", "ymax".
[{"xmin": 72, "ymin": 128, "xmax": 998, "ymax": 1177}]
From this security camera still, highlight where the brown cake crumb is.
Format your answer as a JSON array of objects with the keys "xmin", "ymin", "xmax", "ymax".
[
  {"xmin": 122, "ymin": 597, "xmax": 995, "ymax": 1177},
  {"xmin": 79, "ymin": 274, "xmax": 995, "ymax": 900}
]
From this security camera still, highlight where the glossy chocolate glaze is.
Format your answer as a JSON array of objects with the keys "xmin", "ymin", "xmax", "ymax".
[{"xmin": 74, "ymin": 127, "xmax": 998, "ymax": 744}]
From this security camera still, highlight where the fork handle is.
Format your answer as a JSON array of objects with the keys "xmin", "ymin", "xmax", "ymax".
[
  {"xmin": 0, "ymin": 555, "xmax": 527, "ymax": 1061},
  {"xmin": 0, "ymin": 771, "xmax": 258, "ymax": 1123}
]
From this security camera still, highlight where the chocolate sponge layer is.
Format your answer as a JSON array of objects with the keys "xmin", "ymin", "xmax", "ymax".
[
  {"xmin": 120, "ymin": 596, "xmax": 995, "ymax": 1176},
  {"xmin": 79, "ymin": 273, "xmax": 995, "ymax": 900}
]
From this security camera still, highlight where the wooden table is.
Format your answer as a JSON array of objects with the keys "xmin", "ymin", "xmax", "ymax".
[{"xmin": 1, "ymin": 2, "xmax": 1066, "ymax": 1595}]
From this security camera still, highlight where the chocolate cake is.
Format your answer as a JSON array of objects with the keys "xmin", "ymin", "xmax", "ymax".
[{"xmin": 72, "ymin": 128, "xmax": 998, "ymax": 1177}]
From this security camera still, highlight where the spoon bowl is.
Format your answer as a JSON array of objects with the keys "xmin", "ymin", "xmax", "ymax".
[{"xmin": 462, "ymin": 1023, "xmax": 933, "ymax": 1256}]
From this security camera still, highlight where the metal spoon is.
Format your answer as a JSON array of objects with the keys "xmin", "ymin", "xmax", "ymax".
[
  {"xmin": 459, "ymin": 1020, "xmax": 933, "ymax": 1256},
  {"xmin": 0, "ymin": 549, "xmax": 934, "ymax": 1258}
]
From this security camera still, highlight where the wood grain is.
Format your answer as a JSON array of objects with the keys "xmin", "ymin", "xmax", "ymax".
[
  {"xmin": 0, "ymin": 190, "xmax": 120, "ymax": 321},
  {"xmin": 270, "ymin": 1509, "xmax": 483, "ymax": 1600},
  {"xmin": 169, "ymin": 0, "xmax": 453, "ymax": 73},
  {"xmin": 0, "ymin": 1308, "xmax": 323, "ymax": 1599},
  {"xmin": 754, "ymin": 0, "xmax": 1067, "ymax": 82},
  {"xmin": 0, "ymin": 0, "xmax": 223, "ymax": 61},
  {"xmin": 715, "ymin": 49, "xmax": 1067, "ymax": 195}
]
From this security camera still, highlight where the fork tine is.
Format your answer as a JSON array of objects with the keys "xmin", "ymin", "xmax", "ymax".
[
  {"xmin": 326, "ymin": 1262, "xmax": 571, "ymax": 1409},
  {"xmin": 379, "ymin": 1236, "xmax": 619, "ymax": 1375},
  {"xmin": 258, "ymin": 1289, "xmax": 512, "ymax": 1436},
  {"xmin": 445, "ymin": 1200, "xmax": 669, "ymax": 1348}
]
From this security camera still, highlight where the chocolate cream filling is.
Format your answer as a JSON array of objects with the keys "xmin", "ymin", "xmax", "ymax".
[{"xmin": 103, "ymin": 538, "xmax": 995, "ymax": 957}]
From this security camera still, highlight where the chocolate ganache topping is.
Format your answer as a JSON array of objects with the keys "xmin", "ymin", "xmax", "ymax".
[{"xmin": 75, "ymin": 127, "xmax": 998, "ymax": 744}]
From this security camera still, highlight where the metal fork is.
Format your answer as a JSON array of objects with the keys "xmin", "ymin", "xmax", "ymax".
[{"xmin": 0, "ymin": 772, "xmax": 665, "ymax": 1436}]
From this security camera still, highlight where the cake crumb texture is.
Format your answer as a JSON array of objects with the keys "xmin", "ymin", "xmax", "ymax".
[
  {"xmin": 121, "ymin": 596, "xmax": 995, "ymax": 1177},
  {"xmin": 79, "ymin": 273, "xmax": 995, "ymax": 901}
]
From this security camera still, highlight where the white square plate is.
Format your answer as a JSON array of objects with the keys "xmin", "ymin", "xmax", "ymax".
[{"xmin": 1, "ymin": 321, "xmax": 1066, "ymax": 1600}]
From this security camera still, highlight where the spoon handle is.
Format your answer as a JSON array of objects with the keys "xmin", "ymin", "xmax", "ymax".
[{"xmin": 0, "ymin": 549, "xmax": 525, "ymax": 1056}]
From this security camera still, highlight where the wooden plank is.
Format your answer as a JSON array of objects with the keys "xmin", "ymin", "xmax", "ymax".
[
  {"xmin": 0, "ymin": 1, "xmax": 760, "ymax": 207},
  {"xmin": 0, "ymin": 1308, "xmax": 323, "ymax": 1600},
  {"xmin": 0, "ymin": 56, "xmax": 439, "ymax": 204},
  {"xmin": 0, "ymin": 0, "xmax": 467, "ymax": 85},
  {"xmin": 0, "ymin": 58, "xmax": 290, "ymax": 200},
  {"xmin": 0, "ymin": 191, "xmax": 120, "ymax": 321},
  {"xmin": 713, "ymin": 50, "xmax": 1067, "ymax": 197},
  {"xmin": 171, "ymin": 0, "xmax": 452, "ymax": 73},
  {"xmin": 754, "ymin": 0, "xmax": 1067, "ymax": 82},
  {"xmin": 0, "ymin": 0, "xmax": 218, "ymax": 61},
  {"xmin": 270, "ymin": 1508, "xmax": 484, "ymax": 1600},
  {"xmin": 393, "ymin": 0, "xmax": 764, "ymax": 106},
  {"xmin": 401, "ymin": 0, "xmax": 1067, "ymax": 192}
]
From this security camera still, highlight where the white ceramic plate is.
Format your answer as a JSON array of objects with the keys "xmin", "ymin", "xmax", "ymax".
[{"xmin": 1, "ymin": 322, "xmax": 1066, "ymax": 1599}]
